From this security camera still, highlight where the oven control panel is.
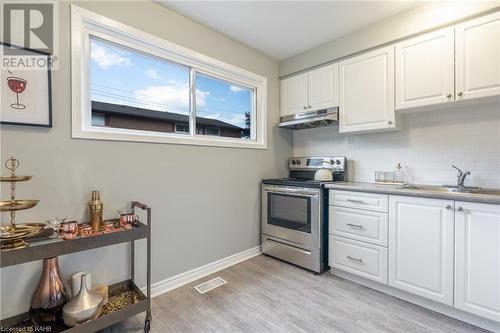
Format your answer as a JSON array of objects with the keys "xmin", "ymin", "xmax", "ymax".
[{"xmin": 289, "ymin": 156, "xmax": 346, "ymax": 171}]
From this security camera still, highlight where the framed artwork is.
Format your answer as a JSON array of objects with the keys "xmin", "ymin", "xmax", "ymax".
[{"xmin": 1, "ymin": 42, "xmax": 52, "ymax": 127}]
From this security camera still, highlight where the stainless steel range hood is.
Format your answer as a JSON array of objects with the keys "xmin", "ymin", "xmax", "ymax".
[{"xmin": 278, "ymin": 108, "xmax": 339, "ymax": 130}]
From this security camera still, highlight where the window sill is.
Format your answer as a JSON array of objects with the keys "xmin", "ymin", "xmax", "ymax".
[{"xmin": 72, "ymin": 127, "xmax": 267, "ymax": 150}]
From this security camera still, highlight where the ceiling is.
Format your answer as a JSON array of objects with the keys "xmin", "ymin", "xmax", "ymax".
[{"xmin": 159, "ymin": 1, "xmax": 422, "ymax": 60}]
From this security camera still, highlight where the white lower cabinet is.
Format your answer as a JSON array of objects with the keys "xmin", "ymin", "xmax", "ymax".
[
  {"xmin": 454, "ymin": 201, "xmax": 500, "ymax": 322},
  {"xmin": 329, "ymin": 206, "xmax": 388, "ymax": 246},
  {"xmin": 329, "ymin": 189, "xmax": 500, "ymax": 325},
  {"xmin": 388, "ymin": 196, "xmax": 454, "ymax": 305},
  {"xmin": 329, "ymin": 236, "xmax": 388, "ymax": 284}
]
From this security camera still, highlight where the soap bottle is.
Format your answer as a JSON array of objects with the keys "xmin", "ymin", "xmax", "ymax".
[{"xmin": 394, "ymin": 162, "xmax": 405, "ymax": 184}]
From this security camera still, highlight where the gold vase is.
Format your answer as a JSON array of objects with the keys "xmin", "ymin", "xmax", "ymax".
[{"xmin": 30, "ymin": 257, "xmax": 71, "ymax": 325}]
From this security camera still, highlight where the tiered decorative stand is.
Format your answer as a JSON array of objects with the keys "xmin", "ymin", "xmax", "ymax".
[{"xmin": 0, "ymin": 157, "xmax": 44, "ymax": 250}]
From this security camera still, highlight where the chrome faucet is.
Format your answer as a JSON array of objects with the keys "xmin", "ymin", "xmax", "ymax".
[{"xmin": 452, "ymin": 165, "xmax": 471, "ymax": 189}]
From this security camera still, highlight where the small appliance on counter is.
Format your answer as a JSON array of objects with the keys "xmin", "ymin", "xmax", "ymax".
[{"xmin": 261, "ymin": 156, "xmax": 347, "ymax": 273}]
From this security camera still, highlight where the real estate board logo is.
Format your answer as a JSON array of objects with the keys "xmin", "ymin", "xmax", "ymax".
[{"xmin": 1, "ymin": 1, "xmax": 58, "ymax": 70}]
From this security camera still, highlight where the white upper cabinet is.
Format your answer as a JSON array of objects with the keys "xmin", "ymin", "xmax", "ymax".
[
  {"xmin": 307, "ymin": 64, "xmax": 339, "ymax": 112},
  {"xmin": 455, "ymin": 11, "xmax": 500, "ymax": 101},
  {"xmin": 280, "ymin": 73, "xmax": 308, "ymax": 116},
  {"xmin": 455, "ymin": 201, "xmax": 500, "ymax": 322},
  {"xmin": 395, "ymin": 27, "xmax": 455, "ymax": 110},
  {"xmin": 339, "ymin": 45, "xmax": 396, "ymax": 133},
  {"xmin": 280, "ymin": 64, "xmax": 338, "ymax": 117},
  {"xmin": 388, "ymin": 196, "xmax": 454, "ymax": 305}
]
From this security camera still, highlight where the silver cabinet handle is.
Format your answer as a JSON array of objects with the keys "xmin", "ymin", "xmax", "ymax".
[
  {"xmin": 458, "ymin": 92, "xmax": 464, "ymax": 97},
  {"xmin": 446, "ymin": 94, "xmax": 452, "ymax": 98},
  {"xmin": 346, "ymin": 223, "xmax": 364, "ymax": 229},
  {"xmin": 457, "ymin": 206, "xmax": 463, "ymax": 212},
  {"xmin": 445, "ymin": 205, "xmax": 452, "ymax": 210},
  {"xmin": 387, "ymin": 120, "xmax": 393, "ymax": 125},
  {"xmin": 346, "ymin": 199, "xmax": 366, "ymax": 204},
  {"xmin": 346, "ymin": 255, "xmax": 363, "ymax": 262}
]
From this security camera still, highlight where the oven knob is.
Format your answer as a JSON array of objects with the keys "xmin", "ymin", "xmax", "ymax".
[
  {"xmin": 291, "ymin": 160, "xmax": 296, "ymax": 165},
  {"xmin": 336, "ymin": 159, "xmax": 341, "ymax": 165},
  {"xmin": 296, "ymin": 160, "xmax": 301, "ymax": 165}
]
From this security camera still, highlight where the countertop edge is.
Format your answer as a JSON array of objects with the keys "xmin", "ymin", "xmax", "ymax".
[{"xmin": 324, "ymin": 182, "xmax": 500, "ymax": 205}]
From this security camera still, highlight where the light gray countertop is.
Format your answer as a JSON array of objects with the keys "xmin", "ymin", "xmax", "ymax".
[{"xmin": 324, "ymin": 182, "xmax": 500, "ymax": 205}]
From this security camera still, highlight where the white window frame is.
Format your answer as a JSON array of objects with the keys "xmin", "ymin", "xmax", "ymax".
[{"xmin": 71, "ymin": 5, "xmax": 267, "ymax": 149}]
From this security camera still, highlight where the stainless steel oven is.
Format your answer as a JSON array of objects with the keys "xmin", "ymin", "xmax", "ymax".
[
  {"xmin": 261, "ymin": 156, "xmax": 346, "ymax": 273},
  {"xmin": 262, "ymin": 185, "xmax": 321, "ymax": 249},
  {"xmin": 261, "ymin": 184, "xmax": 326, "ymax": 273}
]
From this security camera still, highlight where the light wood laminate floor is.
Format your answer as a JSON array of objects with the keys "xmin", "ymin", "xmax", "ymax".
[{"xmin": 102, "ymin": 255, "xmax": 489, "ymax": 333}]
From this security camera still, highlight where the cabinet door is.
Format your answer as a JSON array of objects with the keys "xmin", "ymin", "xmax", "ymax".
[
  {"xmin": 339, "ymin": 45, "xmax": 395, "ymax": 133},
  {"xmin": 389, "ymin": 196, "xmax": 454, "ymax": 305},
  {"xmin": 395, "ymin": 27, "xmax": 455, "ymax": 110},
  {"xmin": 455, "ymin": 201, "xmax": 500, "ymax": 322},
  {"xmin": 307, "ymin": 63, "xmax": 339, "ymax": 111},
  {"xmin": 455, "ymin": 11, "xmax": 500, "ymax": 100},
  {"xmin": 280, "ymin": 74, "xmax": 308, "ymax": 117}
]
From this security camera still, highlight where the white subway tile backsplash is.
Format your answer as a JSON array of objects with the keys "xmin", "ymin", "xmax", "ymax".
[{"xmin": 293, "ymin": 102, "xmax": 500, "ymax": 187}]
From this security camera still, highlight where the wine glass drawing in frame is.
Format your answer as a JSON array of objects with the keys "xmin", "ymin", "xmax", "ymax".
[{"xmin": 6, "ymin": 69, "xmax": 27, "ymax": 110}]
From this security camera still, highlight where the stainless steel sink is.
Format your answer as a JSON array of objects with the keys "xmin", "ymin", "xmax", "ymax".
[
  {"xmin": 403, "ymin": 185, "xmax": 500, "ymax": 196},
  {"xmin": 467, "ymin": 188, "xmax": 500, "ymax": 196}
]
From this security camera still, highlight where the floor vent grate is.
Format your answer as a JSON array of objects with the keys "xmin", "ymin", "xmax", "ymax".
[{"xmin": 194, "ymin": 277, "xmax": 227, "ymax": 294}]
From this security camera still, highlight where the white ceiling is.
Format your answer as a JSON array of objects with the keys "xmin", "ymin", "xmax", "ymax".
[{"xmin": 159, "ymin": 1, "xmax": 422, "ymax": 60}]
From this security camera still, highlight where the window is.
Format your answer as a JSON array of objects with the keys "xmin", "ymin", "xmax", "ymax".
[
  {"xmin": 90, "ymin": 37, "xmax": 191, "ymax": 135},
  {"xmin": 175, "ymin": 122, "xmax": 189, "ymax": 133},
  {"xmin": 195, "ymin": 73, "xmax": 253, "ymax": 139},
  {"xmin": 71, "ymin": 5, "xmax": 267, "ymax": 149},
  {"xmin": 91, "ymin": 113, "xmax": 106, "ymax": 127}
]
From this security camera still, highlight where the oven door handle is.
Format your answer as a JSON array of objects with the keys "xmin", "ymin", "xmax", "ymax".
[
  {"xmin": 268, "ymin": 190, "xmax": 318, "ymax": 197},
  {"xmin": 263, "ymin": 186, "xmax": 319, "ymax": 197}
]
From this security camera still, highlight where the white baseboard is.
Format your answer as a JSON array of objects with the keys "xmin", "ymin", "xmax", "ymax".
[
  {"xmin": 332, "ymin": 269, "xmax": 500, "ymax": 333},
  {"xmin": 149, "ymin": 246, "xmax": 261, "ymax": 298}
]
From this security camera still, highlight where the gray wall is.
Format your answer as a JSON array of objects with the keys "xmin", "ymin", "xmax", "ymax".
[
  {"xmin": 0, "ymin": 1, "xmax": 292, "ymax": 318},
  {"xmin": 280, "ymin": 2, "xmax": 500, "ymax": 76}
]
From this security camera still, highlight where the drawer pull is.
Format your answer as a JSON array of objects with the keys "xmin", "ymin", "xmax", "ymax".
[
  {"xmin": 346, "ymin": 199, "xmax": 366, "ymax": 204},
  {"xmin": 346, "ymin": 255, "xmax": 363, "ymax": 263},
  {"xmin": 346, "ymin": 223, "xmax": 364, "ymax": 229}
]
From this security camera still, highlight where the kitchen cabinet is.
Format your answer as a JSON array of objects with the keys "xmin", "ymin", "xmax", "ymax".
[
  {"xmin": 329, "ymin": 236, "xmax": 388, "ymax": 284},
  {"xmin": 395, "ymin": 27, "xmax": 455, "ymax": 110},
  {"xmin": 329, "ymin": 206, "xmax": 388, "ymax": 247},
  {"xmin": 329, "ymin": 189, "xmax": 389, "ymax": 284},
  {"xmin": 455, "ymin": 201, "xmax": 500, "ymax": 322},
  {"xmin": 280, "ymin": 73, "xmax": 308, "ymax": 116},
  {"xmin": 307, "ymin": 64, "xmax": 339, "ymax": 112},
  {"xmin": 455, "ymin": 11, "xmax": 500, "ymax": 101},
  {"xmin": 339, "ymin": 45, "xmax": 396, "ymax": 133},
  {"xmin": 330, "ymin": 190, "xmax": 388, "ymax": 213},
  {"xmin": 280, "ymin": 64, "xmax": 338, "ymax": 117},
  {"xmin": 388, "ymin": 196, "xmax": 454, "ymax": 305}
]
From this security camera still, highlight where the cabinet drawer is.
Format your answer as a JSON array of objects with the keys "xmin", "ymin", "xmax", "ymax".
[
  {"xmin": 329, "ymin": 236, "xmax": 388, "ymax": 284},
  {"xmin": 330, "ymin": 190, "xmax": 389, "ymax": 213},
  {"xmin": 329, "ymin": 206, "xmax": 388, "ymax": 246}
]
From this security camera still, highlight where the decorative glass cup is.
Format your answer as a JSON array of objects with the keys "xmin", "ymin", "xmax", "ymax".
[
  {"xmin": 46, "ymin": 217, "xmax": 66, "ymax": 238},
  {"xmin": 59, "ymin": 221, "xmax": 78, "ymax": 240}
]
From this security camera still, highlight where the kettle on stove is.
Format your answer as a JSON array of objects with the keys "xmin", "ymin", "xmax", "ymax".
[{"xmin": 314, "ymin": 161, "xmax": 333, "ymax": 181}]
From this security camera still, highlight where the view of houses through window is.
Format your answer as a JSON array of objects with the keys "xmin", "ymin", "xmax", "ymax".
[{"xmin": 90, "ymin": 37, "xmax": 254, "ymax": 140}]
